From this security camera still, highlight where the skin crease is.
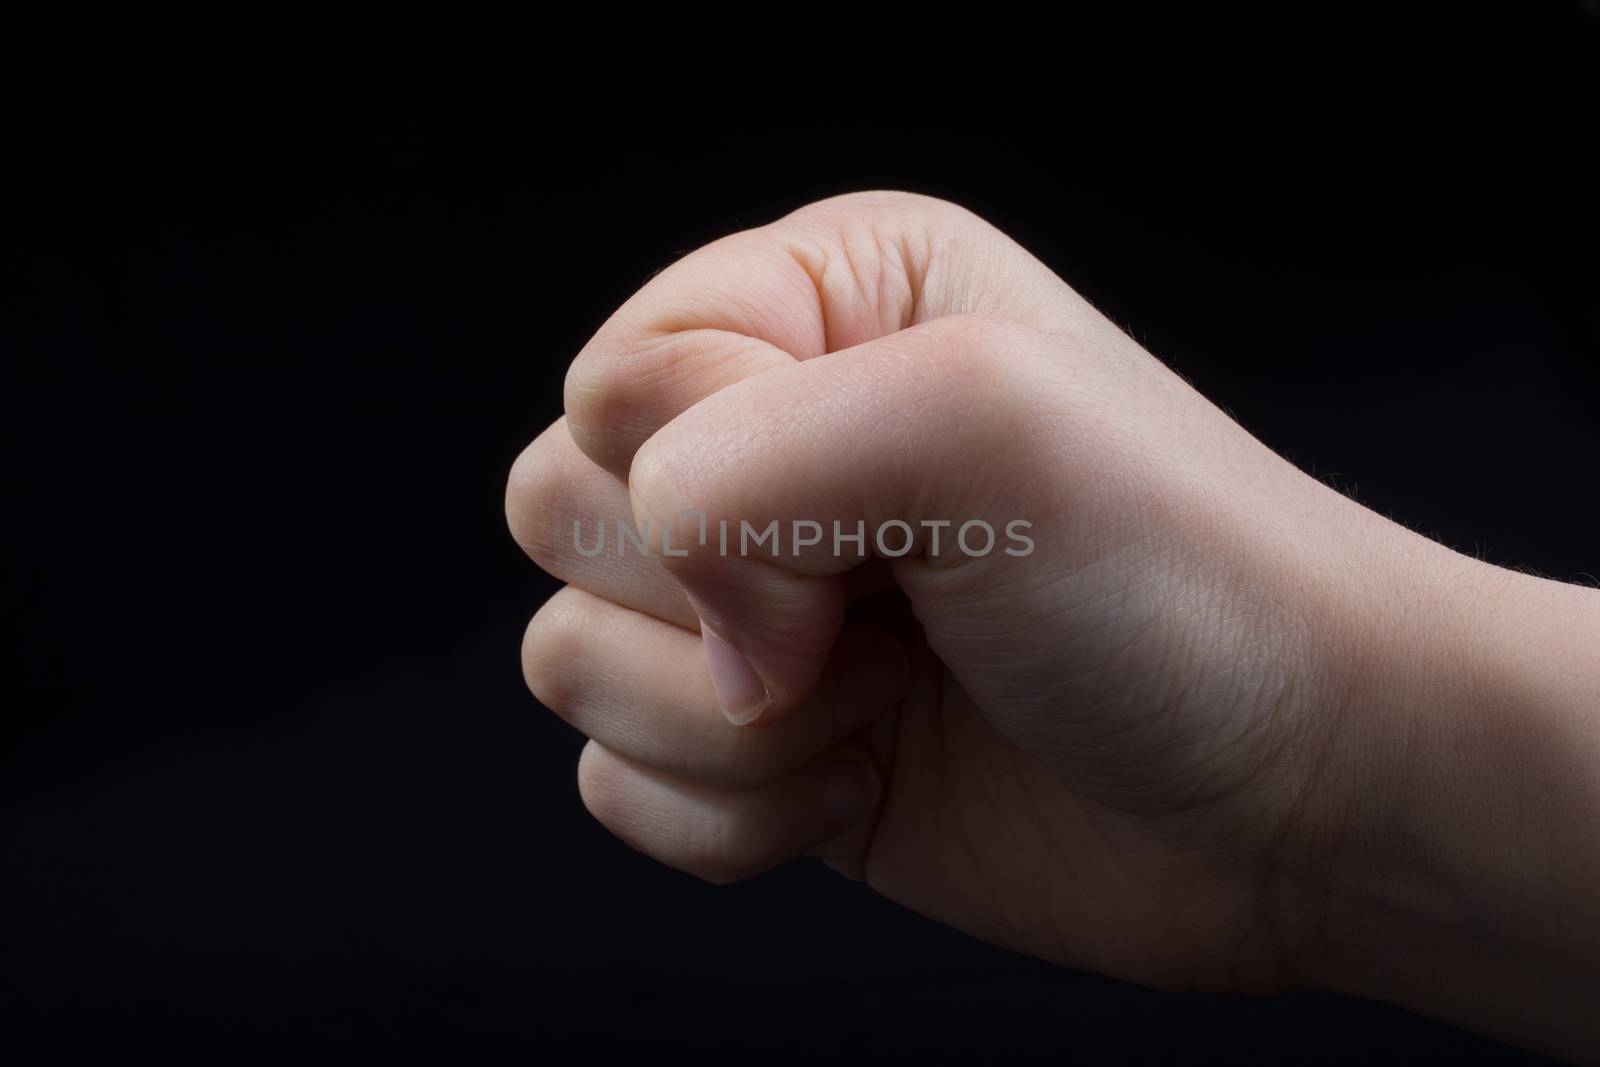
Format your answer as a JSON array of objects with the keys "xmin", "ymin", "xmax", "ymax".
[{"xmin": 506, "ymin": 193, "xmax": 1600, "ymax": 1062}]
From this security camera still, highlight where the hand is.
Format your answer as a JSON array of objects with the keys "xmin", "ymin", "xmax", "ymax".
[{"xmin": 506, "ymin": 192, "xmax": 1600, "ymax": 1059}]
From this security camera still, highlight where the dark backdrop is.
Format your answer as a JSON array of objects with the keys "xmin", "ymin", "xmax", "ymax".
[{"xmin": 6, "ymin": 16, "xmax": 1597, "ymax": 1064}]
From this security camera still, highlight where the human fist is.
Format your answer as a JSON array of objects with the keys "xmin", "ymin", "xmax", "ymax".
[{"xmin": 505, "ymin": 192, "xmax": 1598, "ymax": 1022}]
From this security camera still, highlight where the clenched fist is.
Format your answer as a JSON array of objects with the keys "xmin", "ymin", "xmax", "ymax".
[{"xmin": 507, "ymin": 193, "xmax": 1600, "ymax": 1061}]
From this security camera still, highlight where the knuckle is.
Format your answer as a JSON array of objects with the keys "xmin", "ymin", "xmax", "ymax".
[
  {"xmin": 563, "ymin": 330, "xmax": 669, "ymax": 473},
  {"xmin": 575, "ymin": 743, "xmax": 623, "ymax": 828},
  {"xmin": 573, "ymin": 746, "xmax": 761, "ymax": 887},
  {"xmin": 520, "ymin": 593, "xmax": 589, "ymax": 710},
  {"xmin": 786, "ymin": 193, "xmax": 992, "ymax": 330},
  {"xmin": 562, "ymin": 341, "xmax": 622, "ymax": 465},
  {"xmin": 505, "ymin": 420, "xmax": 576, "ymax": 572},
  {"xmin": 886, "ymin": 313, "xmax": 1057, "ymax": 499},
  {"xmin": 896, "ymin": 313, "xmax": 1037, "ymax": 396},
  {"xmin": 624, "ymin": 434, "xmax": 694, "ymax": 531},
  {"xmin": 797, "ymin": 189, "xmax": 984, "ymax": 231}
]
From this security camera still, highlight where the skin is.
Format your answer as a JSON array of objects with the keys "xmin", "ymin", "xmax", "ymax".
[{"xmin": 505, "ymin": 192, "xmax": 1600, "ymax": 1062}]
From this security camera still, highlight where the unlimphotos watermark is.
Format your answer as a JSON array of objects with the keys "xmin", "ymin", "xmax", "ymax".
[{"xmin": 573, "ymin": 513, "xmax": 1035, "ymax": 559}]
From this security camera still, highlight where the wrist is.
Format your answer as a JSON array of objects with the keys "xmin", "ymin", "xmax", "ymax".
[{"xmin": 1269, "ymin": 523, "xmax": 1600, "ymax": 1057}]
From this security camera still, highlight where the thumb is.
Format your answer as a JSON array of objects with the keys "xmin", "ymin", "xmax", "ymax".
[{"xmin": 627, "ymin": 313, "xmax": 1074, "ymax": 727}]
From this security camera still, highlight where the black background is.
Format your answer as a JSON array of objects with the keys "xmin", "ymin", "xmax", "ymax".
[{"xmin": 5, "ymin": 13, "xmax": 1597, "ymax": 1064}]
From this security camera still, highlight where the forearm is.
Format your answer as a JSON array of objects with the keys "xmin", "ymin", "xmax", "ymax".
[{"xmin": 1277, "ymin": 531, "xmax": 1600, "ymax": 1060}]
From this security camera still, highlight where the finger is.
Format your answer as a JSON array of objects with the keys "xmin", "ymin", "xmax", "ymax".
[
  {"xmin": 505, "ymin": 418, "xmax": 905, "ymax": 626},
  {"xmin": 564, "ymin": 190, "xmax": 1108, "ymax": 482},
  {"xmin": 505, "ymin": 416, "xmax": 695, "ymax": 629},
  {"xmin": 628, "ymin": 314, "xmax": 1082, "ymax": 728},
  {"xmin": 576, "ymin": 737, "xmax": 881, "ymax": 884},
  {"xmin": 523, "ymin": 586, "xmax": 907, "ymax": 788}
]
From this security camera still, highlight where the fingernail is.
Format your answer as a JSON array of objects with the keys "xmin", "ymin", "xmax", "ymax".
[
  {"xmin": 701, "ymin": 623, "xmax": 770, "ymax": 726},
  {"xmin": 821, "ymin": 759, "xmax": 879, "ymax": 827}
]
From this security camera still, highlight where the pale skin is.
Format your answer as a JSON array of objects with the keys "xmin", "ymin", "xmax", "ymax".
[{"xmin": 505, "ymin": 192, "xmax": 1600, "ymax": 1062}]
